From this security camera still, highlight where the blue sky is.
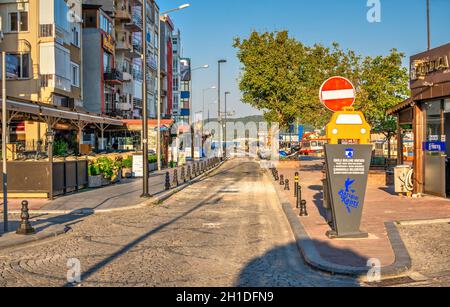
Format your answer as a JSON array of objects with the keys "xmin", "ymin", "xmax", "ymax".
[{"xmin": 160, "ymin": 0, "xmax": 450, "ymax": 117}]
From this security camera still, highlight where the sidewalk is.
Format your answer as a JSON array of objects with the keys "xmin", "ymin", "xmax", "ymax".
[
  {"xmin": 1, "ymin": 160, "xmax": 211, "ymax": 213},
  {"xmin": 272, "ymin": 158, "xmax": 450, "ymax": 277},
  {"xmin": 0, "ymin": 158, "xmax": 223, "ymax": 249}
]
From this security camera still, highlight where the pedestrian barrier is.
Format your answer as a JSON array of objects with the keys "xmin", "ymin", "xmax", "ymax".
[
  {"xmin": 165, "ymin": 172, "xmax": 171, "ymax": 191},
  {"xmin": 284, "ymin": 179, "xmax": 290, "ymax": 191},
  {"xmin": 186, "ymin": 165, "xmax": 192, "ymax": 180},
  {"xmin": 172, "ymin": 169, "xmax": 179, "ymax": 187},
  {"xmin": 181, "ymin": 167, "xmax": 186, "ymax": 183},
  {"xmin": 299, "ymin": 200, "xmax": 308, "ymax": 217},
  {"xmin": 279, "ymin": 174, "xmax": 285, "ymax": 186},
  {"xmin": 16, "ymin": 200, "xmax": 35, "ymax": 235}
]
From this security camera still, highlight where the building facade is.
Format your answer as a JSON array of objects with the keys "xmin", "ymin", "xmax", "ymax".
[
  {"xmin": 389, "ymin": 43, "xmax": 450, "ymax": 198},
  {"xmin": 0, "ymin": 0, "xmax": 83, "ymax": 145}
]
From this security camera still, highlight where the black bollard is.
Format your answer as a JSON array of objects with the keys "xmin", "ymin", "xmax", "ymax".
[
  {"xmin": 274, "ymin": 170, "xmax": 279, "ymax": 181},
  {"xmin": 181, "ymin": 167, "xmax": 186, "ymax": 183},
  {"xmin": 16, "ymin": 201, "xmax": 35, "ymax": 235},
  {"xmin": 294, "ymin": 172, "xmax": 299, "ymax": 197},
  {"xmin": 284, "ymin": 179, "xmax": 290, "ymax": 191},
  {"xmin": 187, "ymin": 165, "xmax": 192, "ymax": 180},
  {"xmin": 172, "ymin": 169, "xmax": 179, "ymax": 187},
  {"xmin": 300, "ymin": 200, "xmax": 308, "ymax": 217},
  {"xmin": 296, "ymin": 185, "xmax": 302, "ymax": 209},
  {"xmin": 165, "ymin": 172, "xmax": 171, "ymax": 190},
  {"xmin": 279, "ymin": 174, "xmax": 284, "ymax": 186}
]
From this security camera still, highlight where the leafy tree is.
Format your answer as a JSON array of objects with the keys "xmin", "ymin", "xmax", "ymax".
[
  {"xmin": 233, "ymin": 31, "xmax": 410, "ymax": 133},
  {"xmin": 233, "ymin": 31, "xmax": 306, "ymax": 128},
  {"xmin": 372, "ymin": 115, "xmax": 398, "ymax": 160}
]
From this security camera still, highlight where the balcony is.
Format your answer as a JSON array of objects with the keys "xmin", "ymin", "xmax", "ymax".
[
  {"xmin": 41, "ymin": 74, "xmax": 71, "ymax": 92},
  {"xmin": 104, "ymin": 69, "xmax": 124, "ymax": 84},
  {"xmin": 115, "ymin": 1, "xmax": 132, "ymax": 21},
  {"xmin": 124, "ymin": 11, "xmax": 143, "ymax": 32}
]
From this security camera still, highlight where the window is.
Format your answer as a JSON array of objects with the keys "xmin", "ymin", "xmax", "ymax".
[
  {"xmin": 71, "ymin": 62, "xmax": 80, "ymax": 87},
  {"xmin": 8, "ymin": 11, "xmax": 28, "ymax": 32},
  {"xmin": 100, "ymin": 14, "xmax": 112, "ymax": 35},
  {"xmin": 1, "ymin": 53, "xmax": 30, "ymax": 79},
  {"xmin": 72, "ymin": 24, "xmax": 80, "ymax": 47}
]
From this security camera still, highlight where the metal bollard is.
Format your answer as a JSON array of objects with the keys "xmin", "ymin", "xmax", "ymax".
[
  {"xmin": 16, "ymin": 201, "xmax": 35, "ymax": 235},
  {"xmin": 279, "ymin": 174, "xmax": 284, "ymax": 186},
  {"xmin": 294, "ymin": 172, "xmax": 299, "ymax": 197},
  {"xmin": 300, "ymin": 200, "xmax": 308, "ymax": 217},
  {"xmin": 165, "ymin": 172, "xmax": 171, "ymax": 190},
  {"xmin": 296, "ymin": 185, "xmax": 302, "ymax": 209},
  {"xmin": 274, "ymin": 170, "xmax": 279, "ymax": 181},
  {"xmin": 187, "ymin": 165, "xmax": 192, "ymax": 180},
  {"xmin": 284, "ymin": 179, "xmax": 290, "ymax": 191},
  {"xmin": 181, "ymin": 166, "xmax": 186, "ymax": 183},
  {"xmin": 172, "ymin": 169, "xmax": 179, "ymax": 187}
]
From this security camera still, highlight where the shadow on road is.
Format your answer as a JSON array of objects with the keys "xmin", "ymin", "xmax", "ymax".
[
  {"xmin": 236, "ymin": 242, "xmax": 364, "ymax": 287},
  {"xmin": 63, "ymin": 161, "xmax": 247, "ymax": 287}
]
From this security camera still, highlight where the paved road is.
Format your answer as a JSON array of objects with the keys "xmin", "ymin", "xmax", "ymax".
[
  {"xmin": 395, "ymin": 223, "xmax": 450, "ymax": 287},
  {"xmin": 0, "ymin": 159, "xmax": 358, "ymax": 287}
]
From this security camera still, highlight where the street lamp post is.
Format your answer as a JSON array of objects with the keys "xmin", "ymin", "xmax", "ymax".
[
  {"xmin": 217, "ymin": 59, "xmax": 226, "ymax": 158},
  {"xmin": 427, "ymin": 0, "xmax": 431, "ymax": 50},
  {"xmin": 157, "ymin": 4, "xmax": 190, "ymax": 171},
  {"xmin": 2, "ymin": 51, "xmax": 8, "ymax": 232},
  {"xmin": 224, "ymin": 91, "xmax": 230, "ymax": 158},
  {"xmin": 141, "ymin": 1, "xmax": 150, "ymax": 198},
  {"xmin": 190, "ymin": 65, "xmax": 208, "ymax": 160},
  {"xmin": 202, "ymin": 86, "xmax": 216, "ymax": 139}
]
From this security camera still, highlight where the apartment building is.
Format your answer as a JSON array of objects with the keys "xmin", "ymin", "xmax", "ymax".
[
  {"xmin": 159, "ymin": 14, "xmax": 174, "ymax": 119},
  {"xmin": 0, "ymin": 0, "xmax": 83, "ymax": 144}
]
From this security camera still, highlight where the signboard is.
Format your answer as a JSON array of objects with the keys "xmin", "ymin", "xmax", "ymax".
[
  {"xmin": 180, "ymin": 58, "xmax": 191, "ymax": 81},
  {"xmin": 132, "ymin": 155, "xmax": 144, "ymax": 178},
  {"xmin": 102, "ymin": 33, "xmax": 115, "ymax": 53},
  {"xmin": 423, "ymin": 142, "xmax": 446, "ymax": 152},
  {"xmin": 298, "ymin": 125, "xmax": 304, "ymax": 141},
  {"xmin": 324, "ymin": 144, "xmax": 372, "ymax": 239},
  {"xmin": 180, "ymin": 91, "xmax": 190, "ymax": 99},
  {"xmin": 180, "ymin": 109, "xmax": 190, "ymax": 116},
  {"xmin": 319, "ymin": 76, "xmax": 356, "ymax": 112}
]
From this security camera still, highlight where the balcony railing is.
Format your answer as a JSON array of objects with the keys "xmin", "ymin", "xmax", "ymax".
[
  {"xmin": 39, "ymin": 24, "xmax": 54, "ymax": 37},
  {"xmin": 125, "ymin": 11, "xmax": 143, "ymax": 32},
  {"xmin": 41, "ymin": 74, "xmax": 71, "ymax": 92},
  {"xmin": 104, "ymin": 69, "xmax": 124, "ymax": 83}
]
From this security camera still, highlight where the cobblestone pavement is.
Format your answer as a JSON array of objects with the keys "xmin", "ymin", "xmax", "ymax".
[
  {"xmin": 396, "ymin": 222, "xmax": 450, "ymax": 287},
  {"xmin": 0, "ymin": 158, "xmax": 359, "ymax": 287}
]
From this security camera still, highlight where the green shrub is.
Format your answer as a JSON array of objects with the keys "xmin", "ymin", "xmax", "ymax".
[
  {"xmin": 88, "ymin": 162, "xmax": 101, "ymax": 176},
  {"xmin": 53, "ymin": 139, "xmax": 68, "ymax": 156},
  {"xmin": 95, "ymin": 157, "xmax": 114, "ymax": 179},
  {"xmin": 122, "ymin": 156, "xmax": 133, "ymax": 168},
  {"xmin": 148, "ymin": 155, "xmax": 157, "ymax": 164}
]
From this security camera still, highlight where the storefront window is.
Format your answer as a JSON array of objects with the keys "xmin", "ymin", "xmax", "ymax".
[{"xmin": 425, "ymin": 100, "xmax": 442, "ymax": 142}]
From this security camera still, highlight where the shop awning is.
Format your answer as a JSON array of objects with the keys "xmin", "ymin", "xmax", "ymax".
[
  {"xmin": 0, "ymin": 97, "xmax": 124, "ymax": 126},
  {"xmin": 387, "ymin": 98, "xmax": 413, "ymax": 115}
]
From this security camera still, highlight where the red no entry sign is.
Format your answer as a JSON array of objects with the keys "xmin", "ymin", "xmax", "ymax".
[{"xmin": 319, "ymin": 76, "xmax": 356, "ymax": 112}]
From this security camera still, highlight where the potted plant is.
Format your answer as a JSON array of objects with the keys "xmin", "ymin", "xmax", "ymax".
[
  {"xmin": 111, "ymin": 156, "xmax": 123, "ymax": 183},
  {"xmin": 122, "ymin": 156, "xmax": 133, "ymax": 178},
  {"xmin": 96, "ymin": 157, "xmax": 114, "ymax": 186},
  {"xmin": 88, "ymin": 161, "xmax": 102, "ymax": 188}
]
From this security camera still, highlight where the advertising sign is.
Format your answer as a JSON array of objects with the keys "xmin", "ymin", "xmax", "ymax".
[
  {"xmin": 324, "ymin": 144, "xmax": 372, "ymax": 239},
  {"xmin": 132, "ymin": 155, "xmax": 144, "ymax": 178},
  {"xmin": 180, "ymin": 58, "xmax": 191, "ymax": 81}
]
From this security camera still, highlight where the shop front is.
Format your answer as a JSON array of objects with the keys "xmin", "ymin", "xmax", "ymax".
[{"xmin": 389, "ymin": 43, "xmax": 450, "ymax": 197}]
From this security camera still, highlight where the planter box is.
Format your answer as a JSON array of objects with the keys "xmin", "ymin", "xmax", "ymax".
[
  {"xmin": 88, "ymin": 175, "xmax": 103, "ymax": 188},
  {"xmin": 101, "ymin": 176, "xmax": 111, "ymax": 186},
  {"xmin": 149, "ymin": 162, "xmax": 157, "ymax": 172},
  {"xmin": 122, "ymin": 168, "xmax": 132, "ymax": 178}
]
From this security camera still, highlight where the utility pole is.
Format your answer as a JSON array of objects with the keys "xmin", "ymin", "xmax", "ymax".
[
  {"xmin": 2, "ymin": 51, "xmax": 8, "ymax": 232},
  {"xmin": 224, "ymin": 91, "xmax": 230, "ymax": 158},
  {"xmin": 427, "ymin": 0, "xmax": 431, "ymax": 50},
  {"xmin": 217, "ymin": 59, "xmax": 226, "ymax": 158},
  {"xmin": 141, "ymin": 1, "xmax": 150, "ymax": 198}
]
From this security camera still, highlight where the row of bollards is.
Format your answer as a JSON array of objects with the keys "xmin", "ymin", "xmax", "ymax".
[
  {"xmin": 164, "ymin": 158, "xmax": 221, "ymax": 190},
  {"xmin": 271, "ymin": 167, "xmax": 308, "ymax": 217}
]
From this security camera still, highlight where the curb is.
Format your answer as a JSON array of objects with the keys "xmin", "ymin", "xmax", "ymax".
[
  {"xmin": 9, "ymin": 160, "xmax": 226, "ymax": 216},
  {"xmin": 266, "ymin": 170, "xmax": 412, "ymax": 279},
  {"xmin": 0, "ymin": 224, "xmax": 69, "ymax": 250}
]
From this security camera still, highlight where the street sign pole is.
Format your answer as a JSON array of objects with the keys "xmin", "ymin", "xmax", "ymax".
[
  {"xmin": 2, "ymin": 51, "xmax": 8, "ymax": 232},
  {"xmin": 319, "ymin": 76, "xmax": 371, "ymax": 239}
]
